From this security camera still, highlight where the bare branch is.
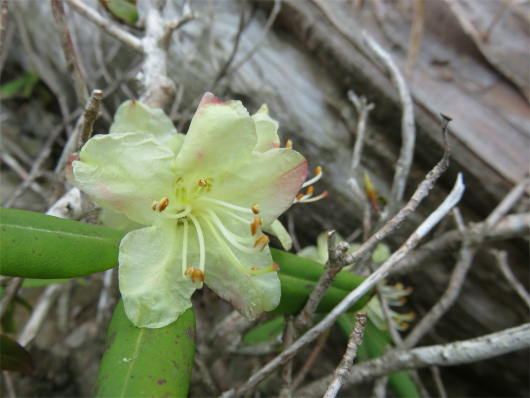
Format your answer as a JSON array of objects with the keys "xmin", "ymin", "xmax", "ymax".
[
  {"xmin": 50, "ymin": 0, "xmax": 89, "ymax": 107},
  {"xmin": 0, "ymin": 0, "xmax": 9, "ymax": 75},
  {"xmin": 65, "ymin": 0, "xmax": 142, "ymax": 53},
  {"xmin": 405, "ymin": 0, "xmax": 425, "ymax": 76},
  {"xmin": 0, "ymin": 277, "xmax": 23, "ymax": 319},
  {"xmin": 392, "ymin": 212, "xmax": 530, "ymax": 276},
  {"xmin": 291, "ymin": 329, "xmax": 330, "ymax": 391},
  {"xmin": 324, "ymin": 313, "xmax": 367, "ymax": 398},
  {"xmin": 484, "ymin": 177, "xmax": 530, "ymax": 231},
  {"xmin": 138, "ymin": 3, "xmax": 177, "ymax": 108},
  {"xmin": 280, "ymin": 315, "xmax": 295, "ymax": 398},
  {"xmin": 228, "ymin": 0, "xmax": 281, "ymax": 76},
  {"xmin": 18, "ymin": 284, "xmax": 64, "ymax": 347},
  {"xmin": 362, "ymin": 31, "xmax": 416, "ymax": 220},
  {"xmin": 294, "ymin": 231, "xmax": 349, "ymax": 330},
  {"xmin": 404, "ymin": 238, "xmax": 476, "ymax": 348},
  {"xmin": 298, "ymin": 323, "xmax": 530, "ymax": 396},
  {"xmin": 491, "ymin": 249, "xmax": 530, "ymax": 309},
  {"xmin": 78, "ymin": 89, "xmax": 103, "ymax": 152}
]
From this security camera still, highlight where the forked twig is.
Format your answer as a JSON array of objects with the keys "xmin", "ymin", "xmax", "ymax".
[{"xmin": 323, "ymin": 313, "xmax": 367, "ymax": 398}]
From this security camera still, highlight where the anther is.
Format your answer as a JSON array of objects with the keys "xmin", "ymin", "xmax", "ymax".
[
  {"xmin": 152, "ymin": 200, "xmax": 158, "ymax": 211},
  {"xmin": 250, "ymin": 267, "xmax": 260, "ymax": 271},
  {"xmin": 252, "ymin": 203, "xmax": 261, "ymax": 214},
  {"xmin": 198, "ymin": 179, "xmax": 207, "ymax": 187},
  {"xmin": 191, "ymin": 269, "xmax": 204, "ymax": 284},
  {"xmin": 253, "ymin": 235, "xmax": 270, "ymax": 251},
  {"xmin": 158, "ymin": 197, "xmax": 169, "ymax": 212},
  {"xmin": 306, "ymin": 185, "xmax": 314, "ymax": 195},
  {"xmin": 286, "ymin": 140, "xmax": 293, "ymax": 149},
  {"xmin": 185, "ymin": 266, "xmax": 194, "ymax": 277},
  {"xmin": 316, "ymin": 166, "xmax": 322, "ymax": 176},
  {"xmin": 250, "ymin": 217, "xmax": 263, "ymax": 236}
]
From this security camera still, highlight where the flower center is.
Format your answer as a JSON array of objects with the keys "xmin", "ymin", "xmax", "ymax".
[{"xmin": 150, "ymin": 177, "xmax": 278, "ymax": 287}]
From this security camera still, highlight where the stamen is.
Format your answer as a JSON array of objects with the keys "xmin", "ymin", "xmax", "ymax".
[
  {"xmin": 197, "ymin": 211, "xmax": 261, "ymax": 254},
  {"xmin": 250, "ymin": 267, "xmax": 260, "ymax": 270},
  {"xmin": 286, "ymin": 140, "xmax": 293, "ymax": 149},
  {"xmin": 198, "ymin": 179, "xmax": 207, "ymax": 187},
  {"xmin": 200, "ymin": 216, "xmax": 275, "ymax": 276},
  {"xmin": 252, "ymin": 203, "xmax": 261, "ymax": 214},
  {"xmin": 306, "ymin": 186, "xmax": 314, "ymax": 196},
  {"xmin": 181, "ymin": 219, "xmax": 189, "ymax": 276},
  {"xmin": 191, "ymin": 269, "xmax": 204, "ymax": 284},
  {"xmin": 296, "ymin": 193, "xmax": 304, "ymax": 200},
  {"xmin": 302, "ymin": 166, "xmax": 323, "ymax": 188},
  {"xmin": 152, "ymin": 200, "xmax": 158, "ymax": 211},
  {"xmin": 295, "ymin": 191, "xmax": 328, "ymax": 203},
  {"xmin": 250, "ymin": 217, "xmax": 263, "ymax": 236},
  {"xmin": 188, "ymin": 214, "xmax": 206, "ymax": 272},
  {"xmin": 158, "ymin": 197, "xmax": 169, "ymax": 212},
  {"xmin": 253, "ymin": 235, "xmax": 270, "ymax": 251},
  {"xmin": 197, "ymin": 197, "xmax": 254, "ymax": 214}
]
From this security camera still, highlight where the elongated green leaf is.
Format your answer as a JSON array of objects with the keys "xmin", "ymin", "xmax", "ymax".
[
  {"xmin": 94, "ymin": 299, "xmax": 195, "ymax": 397},
  {"xmin": 243, "ymin": 316, "xmax": 285, "ymax": 344},
  {"xmin": 270, "ymin": 249, "xmax": 372, "ymax": 315},
  {"xmin": 337, "ymin": 314, "xmax": 419, "ymax": 398},
  {"xmin": 0, "ymin": 334, "xmax": 34, "ymax": 374},
  {"xmin": 0, "ymin": 207, "xmax": 125, "ymax": 279}
]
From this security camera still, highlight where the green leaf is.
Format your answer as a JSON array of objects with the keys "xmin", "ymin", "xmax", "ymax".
[
  {"xmin": 243, "ymin": 316, "xmax": 285, "ymax": 344},
  {"xmin": 22, "ymin": 278, "xmax": 72, "ymax": 288},
  {"xmin": 270, "ymin": 248, "xmax": 372, "ymax": 315},
  {"xmin": 337, "ymin": 314, "xmax": 419, "ymax": 398},
  {"xmin": 0, "ymin": 207, "xmax": 125, "ymax": 279},
  {"xmin": 94, "ymin": 299, "xmax": 195, "ymax": 397},
  {"xmin": 0, "ymin": 72, "xmax": 39, "ymax": 99},
  {"xmin": 100, "ymin": 0, "xmax": 139, "ymax": 25},
  {"xmin": 0, "ymin": 334, "xmax": 34, "ymax": 374}
]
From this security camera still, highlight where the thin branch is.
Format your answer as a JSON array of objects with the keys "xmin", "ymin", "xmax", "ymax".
[
  {"xmin": 0, "ymin": 277, "xmax": 23, "ymax": 319},
  {"xmin": 362, "ymin": 31, "xmax": 416, "ymax": 221},
  {"xmin": 430, "ymin": 366, "xmax": 448, "ymax": 398},
  {"xmin": 227, "ymin": 0, "xmax": 281, "ymax": 75},
  {"xmin": 293, "ymin": 231, "xmax": 349, "ymax": 330},
  {"xmin": 0, "ymin": 0, "xmax": 9, "ymax": 76},
  {"xmin": 138, "ymin": 3, "xmax": 177, "ymax": 108},
  {"xmin": 405, "ymin": 0, "xmax": 425, "ymax": 76},
  {"xmin": 404, "ymin": 237, "xmax": 476, "ymax": 349},
  {"xmin": 280, "ymin": 315, "xmax": 296, "ymax": 398},
  {"xmin": 298, "ymin": 323, "xmax": 530, "ymax": 395},
  {"xmin": 491, "ymin": 249, "xmax": 530, "ymax": 309},
  {"xmin": 50, "ymin": 0, "xmax": 89, "ymax": 107},
  {"xmin": 348, "ymin": 90, "xmax": 375, "ymax": 181},
  {"xmin": 65, "ymin": 0, "xmax": 142, "ymax": 52},
  {"xmin": 484, "ymin": 177, "xmax": 530, "ymax": 231},
  {"xmin": 323, "ymin": 313, "xmax": 367, "ymax": 398},
  {"xmin": 220, "ymin": 174, "xmax": 465, "ymax": 398},
  {"xmin": 18, "ymin": 284, "xmax": 64, "ymax": 347},
  {"xmin": 291, "ymin": 329, "xmax": 330, "ymax": 391},
  {"xmin": 78, "ymin": 89, "xmax": 103, "ymax": 152},
  {"xmin": 392, "ymin": 212, "xmax": 530, "ymax": 276},
  {"xmin": 211, "ymin": 7, "xmax": 246, "ymax": 90}
]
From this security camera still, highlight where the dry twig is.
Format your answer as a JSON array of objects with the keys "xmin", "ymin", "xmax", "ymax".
[
  {"xmin": 362, "ymin": 32, "xmax": 416, "ymax": 221},
  {"xmin": 323, "ymin": 313, "xmax": 366, "ymax": 398},
  {"xmin": 51, "ymin": 0, "xmax": 89, "ymax": 107},
  {"xmin": 0, "ymin": 277, "xmax": 23, "ymax": 320},
  {"xmin": 298, "ymin": 323, "xmax": 530, "ymax": 396},
  {"xmin": 490, "ymin": 249, "xmax": 530, "ymax": 309}
]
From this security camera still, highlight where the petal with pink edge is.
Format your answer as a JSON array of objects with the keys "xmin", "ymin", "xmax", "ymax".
[
  {"xmin": 175, "ymin": 93, "xmax": 257, "ymax": 178},
  {"xmin": 73, "ymin": 132, "xmax": 175, "ymax": 226},
  {"xmin": 210, "ymin": 148, "xmax": 308, "ymax": 224}
]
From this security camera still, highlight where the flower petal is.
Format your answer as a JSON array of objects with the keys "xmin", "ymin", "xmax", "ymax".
[
  {"xmin": 119, "ymin": 224, "xmax": 196, "ymax": 328},
  {"xmin": 252, "ymin": 104, "xmax": 280, "ymax": 152},
  {"xmin": 73, "ymin": 132, "xmax": 175, "ymax": 226},
  {"xmin": 110, "ymin": 100, "xmax": 185, "ymax": 154},
  {"xmin": 210, "ymin": 148, "xmax": 308, "ymax": 224},
  {"xmin": 175, "ymin": 93, "xmax": 257, "ymax": 177},
  {"xmin": 196, "ymin": 216, "xmax": 281, "ymax": 319}
]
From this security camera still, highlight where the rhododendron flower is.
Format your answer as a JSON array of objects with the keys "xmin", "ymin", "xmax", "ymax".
[{"xmin": 73, "ymin": 93, "xmax": 308, "ymax": 328}]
